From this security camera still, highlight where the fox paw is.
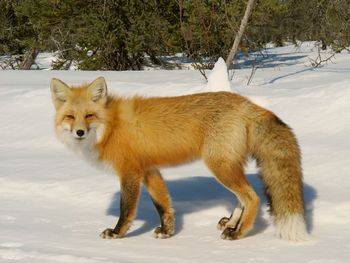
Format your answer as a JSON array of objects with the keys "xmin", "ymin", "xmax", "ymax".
[
  {"xmin": 153, "ymin": 226, "xmax": 174, "ymax": 239},
  {"xmin": 100, "ymin": 228, "xmax": 122, "ymax": 239},
  {"xmin": 221, "ymin": 227, "xmax": 242, "ymax": 240},
  {"xmin": 217, "ymin": 217, "xmax": 230, "ymax": 230}
]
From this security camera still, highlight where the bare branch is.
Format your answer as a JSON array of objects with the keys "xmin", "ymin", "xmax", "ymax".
[
  {"xmin": 247, "ymin": 57, "xmax": 259, "ymax": 86},
  {"xmin": 192, "ymin": 61, "xmax": 208, "ymax": 81},
  {"xmin": 309, "ymin": 46, "xmax": 336, "ymax": 68},
  {"xmin": 19, "ymin": 48, "xmax": 38, "ymax": 70},
  {"xmin": 225, "ymin": 0, "xmax": 256, "ymax": 70}
]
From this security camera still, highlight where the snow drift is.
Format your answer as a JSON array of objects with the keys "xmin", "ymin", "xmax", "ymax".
[{"xmin": 1, "ymin": 43, "xmax": 350, "ymax": 263}]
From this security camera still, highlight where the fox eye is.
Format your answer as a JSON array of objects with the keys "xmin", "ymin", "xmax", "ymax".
[
  {"xmin": 65, "ymin": 115, "xmax": 75, "ymax": 120},
  {"xmin": 85, "ymin": 113, "xmax": 95, "ymax": 119}
]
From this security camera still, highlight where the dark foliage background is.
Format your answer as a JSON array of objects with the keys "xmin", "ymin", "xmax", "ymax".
[{"xmin": 0, "ymin": 0, "xmax": 349, "ymax": 70}]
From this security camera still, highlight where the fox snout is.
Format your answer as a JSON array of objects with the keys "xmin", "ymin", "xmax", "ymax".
[
  {"xmin": 76, "ymin": 129, "xmax": 85, "ymax": 138},
  {"xmin": 74, "ymin": 129, "xmax": 87, "ymax": 140},
  {"xmin": 61, "ymin": 116, "xmax": 90, "ymax": 140}
]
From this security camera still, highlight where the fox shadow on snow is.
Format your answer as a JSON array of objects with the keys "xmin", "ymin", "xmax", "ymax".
[{"xmin": 106, "ymin": 173, "xmax": 316, "ymax": 238}]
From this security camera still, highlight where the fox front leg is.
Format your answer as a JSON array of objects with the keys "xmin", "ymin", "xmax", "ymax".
[
  {"xmin": 100, "ymin": 175, "xmax": 142, "ymax": 239},
  {"xmin": 143, "ymin": 169, "xmax": 175, "ymax": 238}
]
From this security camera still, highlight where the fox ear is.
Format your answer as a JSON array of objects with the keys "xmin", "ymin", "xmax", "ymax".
[
  {"xmin": 50, "ymin": 78, "xmax": 72, "ymax": 109},
  {"xmin": 87, "ymin": 76, "xmax": 107, "ymax": 104}
]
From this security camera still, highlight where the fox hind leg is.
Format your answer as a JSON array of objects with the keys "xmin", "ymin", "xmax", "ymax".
[
  {"xmin": 143, "ymin": 168, "xmax": 175, "ymax": 238},
  {"xmin": 205, "ymin": 159, "xmax": 260, "ymax": 240},
  {"xmin": 217, "ymin": 202, "xmax": 244, "ymax": 231}
]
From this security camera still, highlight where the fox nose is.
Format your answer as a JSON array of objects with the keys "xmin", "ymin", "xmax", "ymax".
[{"xmin": 76, "ymin": 130, "xmax": 85, "ymax": 137}]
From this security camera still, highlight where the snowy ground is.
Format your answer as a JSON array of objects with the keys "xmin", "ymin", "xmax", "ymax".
[{"xmin": 1, "ymin": 43, "xmax": 350, "ymax": 262}]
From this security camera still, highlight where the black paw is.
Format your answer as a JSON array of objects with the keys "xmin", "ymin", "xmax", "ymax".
[
  {"xmin": 221, "ymin": 227, "xmax": 241, "ymax": 240},
  {"xmin": 153, "ymin": 226, "xmax": 174, "ymax": 239},
  {"xmin": 217, "ymin": 217, "xmax": 230, "ymax": 230},
  {"xmin": 100, "ymin": 228, "xmax": 122, "ymax": 239}
]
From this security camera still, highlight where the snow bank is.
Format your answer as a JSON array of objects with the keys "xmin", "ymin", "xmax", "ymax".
[
  {"xmin": 205, "ymin": 57, "xmax": 232, "ymax": 92},
  {"xmin": 1, "ymin": 43, "xmax": 350, "ymax": 263}
]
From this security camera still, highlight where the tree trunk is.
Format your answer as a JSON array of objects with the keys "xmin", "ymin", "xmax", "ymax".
[
  {"xmin": 19, "ymin": 48, "xmax": 38, "ymax": 70},
  {"xmin": 225, "ymin": 0, "xmax": 256, "ymax": 70}
]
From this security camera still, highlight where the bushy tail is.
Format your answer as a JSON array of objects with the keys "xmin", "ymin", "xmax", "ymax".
[{"xmin": 249, "ymin": 112, "xmax": 310, "ymax": 241}]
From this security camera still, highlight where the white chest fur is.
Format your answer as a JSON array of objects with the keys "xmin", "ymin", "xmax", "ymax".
[{"xmin": 57, "ymin": 124, "xmax": 114, "ymax": 174}]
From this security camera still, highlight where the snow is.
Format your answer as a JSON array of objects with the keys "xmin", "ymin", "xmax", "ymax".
[
  {"xmin": 1, "ymin": 43, "xmax": 350, "ymax": 262},
  {"xmin": 206, "ymin": 57, "xmax": 232, "ymax": 92}
]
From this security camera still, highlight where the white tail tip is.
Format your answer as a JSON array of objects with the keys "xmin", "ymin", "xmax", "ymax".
[{"xmin": 275, "ymin": 214, "xmax": 311, "ymax": 241}]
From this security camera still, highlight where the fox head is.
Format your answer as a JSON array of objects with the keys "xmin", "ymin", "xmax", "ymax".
[{"xmin": 50, "ymin": 76, "xmax": 108, "ymax": 150}]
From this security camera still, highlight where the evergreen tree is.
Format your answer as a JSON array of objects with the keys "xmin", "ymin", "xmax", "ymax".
[
  {"xmin": 0, "ymin": 0, "xmax": 37, "ymax": 68},
  {"xmin": 1, "ymin": 0, "xmax": 349, "ymax": 70}
]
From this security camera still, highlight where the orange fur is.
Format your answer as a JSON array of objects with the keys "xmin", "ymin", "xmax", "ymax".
[{"xmin": 50, "ymin": 77, "xmax": 309, "ymax": 241}]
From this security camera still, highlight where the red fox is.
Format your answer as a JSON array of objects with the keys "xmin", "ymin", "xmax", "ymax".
[{"xmin": 50, "ymin": 76, "xmax": 309, "ymax": 241}]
